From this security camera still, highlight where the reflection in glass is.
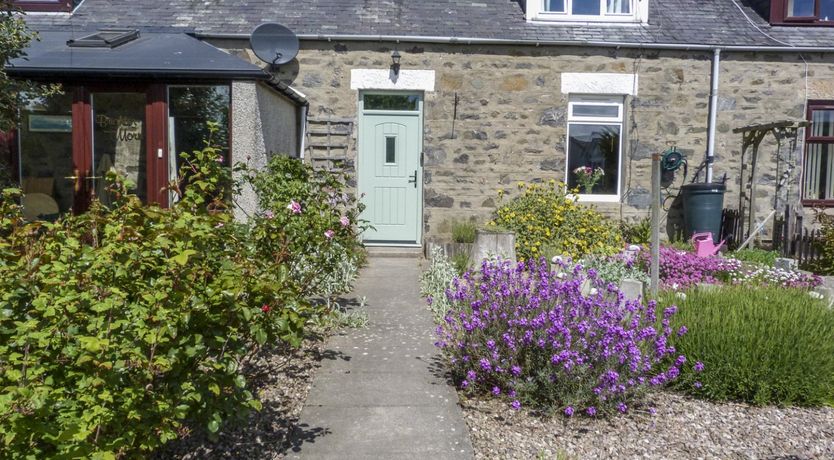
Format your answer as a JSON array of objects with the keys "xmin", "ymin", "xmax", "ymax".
[
  {"xmin": 823, "ymin": 0, "xmax": 834, "ymax": 20},
  {"xmin": 607, "ymin": 0, "xmax": 630, "ymax": 14},
  {"xmin": 168, "ymin": 86, "xmax": 230, "ymax": 182},
  {"xmin": 804, "ymin": 144, "xmax": 834, "ymax": 200},
  {"xmin": 18, "ymin": 91, "xmax": 74, "ymax": 220},
  {"xmin": 92, "ymin": 92, "xmax": 147, "ymax": 206},
  {"xmin": 385, "ymin": 136, "xmax": 396, "ymax": 164},
  {"xmin": 545, "ymin": 0, "xmax": 566, "ymax": 12},
  {"xmin": 572, "ymin": 104, "xmax": 620, "ymax": 118},
  {"xmin": 788, "ymin": 0, "xmax": 816, "ymax": 17},
  {"xmin": 567, "ymin": 124, "xmax": 620, "ymax": 195},
  {"xmin": 811, "ymin": 109, "xmax": 834, "ymax": 138},
  {"xmin": 364, "ymin": 94, "xmax": 420, "ymax": 111},
  {"xmin": 572, "ymin": 0, "xmax": 601, "ymax": 15}
]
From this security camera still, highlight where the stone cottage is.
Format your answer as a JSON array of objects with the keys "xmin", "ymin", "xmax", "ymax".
[{"xmin": 9, "ymin": 0, "xmax": 834, "ymax": 248}]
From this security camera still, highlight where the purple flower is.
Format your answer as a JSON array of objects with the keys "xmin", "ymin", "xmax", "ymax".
[
  {"xmin": 694, "ymin": 381, "xmax": 702, "ymax": 389},
  {"xmin": 264, "ymin": 210, "xmax": 275, "ymax": 219},
  {"xmin": 492, "ymin": 386, "xmax": 501, "ymax": 396},
  {"xmin": 324, "ymin": 229, "xmax": 335, "ymax": 240},
  {"xmin": 340, "ymin": 215, "xmax": 350, "ymax": 227},
  {"xmin": 287, "ymin": 200, "xmax": 302, "ymax": 214},
  {"xmin": 617, "ymin": 402, "xmax": 628, "ymax": 413},
  {"xmin": 694, "ymin": 361, "xmax": 705, "ymax": 372},
  {"xmin": 586, "ymin": 406, "xmax": 597, "ymax": 416},
  {"xmin": 511, "ymin": 400, "xmax": 521, "ymax": 411},
  {"xmin": 564, "ymin": 406, "xmax": 574, "ymax": 417},
  {"xmin": 677, "ymin": 325, "xmax": 688, "ymax": 337}
]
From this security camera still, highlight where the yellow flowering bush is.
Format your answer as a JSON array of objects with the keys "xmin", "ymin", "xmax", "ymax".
[{"xmin": 488, "ymin": 181, "xmax": 622, "ymax": 260}]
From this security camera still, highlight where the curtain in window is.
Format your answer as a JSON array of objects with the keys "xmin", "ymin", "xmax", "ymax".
[
  {"xmin": 804, "ymin": 110, "xmax": 834, "ymax": 200},
  {"xmin": 606, "ymin": 0, "xmax": 630, "ymax": 14}
]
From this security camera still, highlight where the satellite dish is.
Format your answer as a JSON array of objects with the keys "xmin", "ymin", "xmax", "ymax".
[{"xmin": 250, "ymin": 23, "xmax": 299, "ymax": 67}]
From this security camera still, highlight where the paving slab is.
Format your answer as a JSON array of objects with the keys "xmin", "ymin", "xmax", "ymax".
[{"xmin": 288, "ymin": 257, "xmax": 473, "ymax": 459}]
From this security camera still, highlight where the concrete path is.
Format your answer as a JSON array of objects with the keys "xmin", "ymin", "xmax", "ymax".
[{"xmin": 287, "ymin": 257, "xmax": 474, "ymax": 460}]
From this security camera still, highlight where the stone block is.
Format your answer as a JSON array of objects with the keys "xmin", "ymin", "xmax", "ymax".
[
  {"xmin": 473, "ymin": 230, "xmax": 516, "ymax": 264},
  {"xmin": 619, "ymin": 278, "xmax": 644, "ymax": 302},
  {"xmin": 775, "ymin": 258, "xmax": 798, "ymax": 271}
]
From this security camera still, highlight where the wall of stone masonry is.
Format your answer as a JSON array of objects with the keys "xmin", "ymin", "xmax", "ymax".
[{"xmin": 209, "ymin": 38, "xmax": 834, "ymax": 243}]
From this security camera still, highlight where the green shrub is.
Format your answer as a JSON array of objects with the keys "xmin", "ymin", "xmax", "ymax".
[
  {"xmin": 0, "ymin": 136, "xmax": 364, "ymax": 458},
  {"xmin": 451, "ymin": 252, "xmax": 471, "ymax": 275},
  {"xmin": 451, "ymin": 220, "xmax": 477, "ymax": 244},
  {"xmin": 490, "ymin": 181, "xmax": 622, "ymax": 261},
  {"xmin": 806, "ymin": 212, "xmax": 834, "ymax": 274},
  {"xmin": 619, "ymin": 217, "xmax": 651, "ymax": 245},
  {"xmin": 420, "ymin": 246, "xmax": 458, "ymax": 321},
  {"xmin": 729, "ymin": 248, "xmax": 779, "ymax": 267},
  {"xmin": 662, "ymin": 285, "xmax": 834, "ymax": 406},
  {"xmin": 244, "ymin": 155, "xmax": 367, "ymax": 301}
]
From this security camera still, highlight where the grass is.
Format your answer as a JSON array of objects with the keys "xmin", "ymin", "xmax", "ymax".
[
  {"xmin": 729, "ymin": 248, "xmax": 779, "ymax": 267},
  {"xmin": 661, "ymin": 285, "xmax": 834, "ymax": 407},
  {"xmin": 452, "ymin": 220, "xmax": 477, "ymax": 244},
  {"xmin": 451, "ymin": 252, "xmax": 471, "ymax": 275}
]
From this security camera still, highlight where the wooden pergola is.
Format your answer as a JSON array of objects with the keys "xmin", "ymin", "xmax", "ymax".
[{"xmin": 732, "ymin": 120, "xmax": 809, "ymax": 246}]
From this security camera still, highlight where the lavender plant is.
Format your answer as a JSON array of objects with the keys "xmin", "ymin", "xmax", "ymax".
[{"xmin": 435, "ymin": 258, "xmax": 688, "ymax": 416}]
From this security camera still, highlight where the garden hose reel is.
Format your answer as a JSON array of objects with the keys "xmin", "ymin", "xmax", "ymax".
[{"xmin": 660, "ymin": 146, "xmax": 688, "ymax": 191}]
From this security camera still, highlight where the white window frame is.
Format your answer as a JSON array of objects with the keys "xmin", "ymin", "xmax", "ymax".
[
  {"xmin": 565, "ymin": 95, "xmax": 624, "ymax": 203},
  {"xmin": 527, "ymin": 0, "xmax": 648, "ymax": 23}
]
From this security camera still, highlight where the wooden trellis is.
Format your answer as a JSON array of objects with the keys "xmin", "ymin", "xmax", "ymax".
[
  {"xmin": 305, "ymin": 116, "xmax": 354, "ymax": 173},
  {"xmin": 732, "ymin": 120, "xmax": 808, "ymax": 244}
]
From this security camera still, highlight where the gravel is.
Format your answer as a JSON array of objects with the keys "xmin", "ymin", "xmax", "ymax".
[
  {"xmin": 461, "ymin": 391, "xmax": 834, "ymax": 459},
  {"xmin": 155, "ymin": 336, "xmax": 327, "ymax": 459}
]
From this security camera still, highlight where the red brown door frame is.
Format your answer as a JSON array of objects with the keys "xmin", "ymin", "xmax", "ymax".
[{"xmin": 69, "ymin": 83, "xmax": 169, "ymax": 210}]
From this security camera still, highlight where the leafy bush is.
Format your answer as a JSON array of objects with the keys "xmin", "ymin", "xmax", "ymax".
[
  {"xmin": 436, "ymin": 258, "xmax": 688, "ymax": 416},
  {"xmin": 244, "ymin": 155, "xmax": 366, "ymax": 301},
  {"xmin": 806, "ymin": 212, "xmax": 834, "ymax": 275},
  {"xmin": 489, "ymin": 182, "xmax": 622, "ymax": 261},
  {"xmin": 663, "ymin": 286, "xmax": 834, "ymax": 406},
  {"xmin": 0, "ymin": 140, "xmax": 363, "ymax": 458},
  {"xmin": 581, "ymin": 252, "xmax": 649, "ymax": 285},
  {"xmin": 420, "ymin": 246, "xmax": 458, "ymax": 321},
  {"xmin": 619, "ymin": 217, "xmax": 651, "ymax": 245},
  {"xmin": 451, "ymin": 220, "xmax": 477, "ymax": 244},
  {"xmin": 729, "ymin": 248, "xmax": 779, "ymax": 267}
]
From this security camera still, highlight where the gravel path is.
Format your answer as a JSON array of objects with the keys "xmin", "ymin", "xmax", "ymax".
[
  {"xmin": 156, "ymin": 335, "xmax": 328, "ymax": 459},
  {"xmin": 462, "ymin": 391, "xmax": 834, "ymax": 459}
]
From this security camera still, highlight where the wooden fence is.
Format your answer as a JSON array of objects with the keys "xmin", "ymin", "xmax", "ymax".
[{"xmin": 773, "ymin": 210, "xmax": 824, "ymax": 267}]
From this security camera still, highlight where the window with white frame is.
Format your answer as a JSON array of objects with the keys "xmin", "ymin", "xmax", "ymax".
[
  {"xmin": 528, "ymin": 0, "xmax": 647, "ymax": 22},
  {"xmin": 802, "ymin": 101, "xmax": 834, "ymax": 203},
  {"xmin": 565, "ymin": 96, "xmax": 624, "ymax": 201}
]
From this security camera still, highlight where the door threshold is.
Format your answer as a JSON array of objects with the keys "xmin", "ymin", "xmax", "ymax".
[{"xmin": 364, "ymin": 242, "xmax": 422, "ymax": 248}]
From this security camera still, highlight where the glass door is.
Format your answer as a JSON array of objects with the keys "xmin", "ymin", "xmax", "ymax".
[
  {"xmin": 91, "ymin": 92, "xmax": 148, "ymax": 206},
  {"xmin": 17, "ymin": 91, "xmax": 76, "ymax": 220}
]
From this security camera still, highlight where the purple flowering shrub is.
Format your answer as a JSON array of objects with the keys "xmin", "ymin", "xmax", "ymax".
[
  {"xmin": 643, "ymin": 247, "xmax": 741, "ymax": 289},
  {"xmin": 435, "ymin": 258, "xmax": 688, "ymax": 416}
]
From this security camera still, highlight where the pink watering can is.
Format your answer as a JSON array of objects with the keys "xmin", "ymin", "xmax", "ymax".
[{"xmin": 691, "ymin": 232, "xmax": 725, "ymax": 257}]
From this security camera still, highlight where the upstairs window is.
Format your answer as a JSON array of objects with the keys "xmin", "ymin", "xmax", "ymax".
[
  {"xmin": 772, "ymin": 0, "xmax": 834, "ymax": 24},
  {"xmin": 12, "ymin": 1, "xmax": 74, "ymax": 13},
  {"xmin": 530, "ymin": 0, "xmax": 645, "ymax": 22}
]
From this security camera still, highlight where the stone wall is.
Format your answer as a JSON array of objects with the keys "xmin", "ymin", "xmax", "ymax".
[{"xmin": 212, "ymin": 38, "xmax": 834, "ymax": 242}]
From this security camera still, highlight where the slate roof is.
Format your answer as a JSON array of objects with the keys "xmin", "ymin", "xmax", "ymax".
[
  {"xmin": 6, "ymin": 31, "xmax": 267, "ymax": 80},
  {"xmin": 20, "ymin": 0, "xmax": 834, "ymax": 49}
]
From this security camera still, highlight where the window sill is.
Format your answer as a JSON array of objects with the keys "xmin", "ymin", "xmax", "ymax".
[
  {"xmin": 802, "ymin": 199, "xmax": 834, "ymax": 207},
  {"xmin": 530, "ymin": 16, "xmax": 643, "ymax": 25},
  {"xmin": 573, "ymin": 194, "xmax": 620, "ymax": 203}
]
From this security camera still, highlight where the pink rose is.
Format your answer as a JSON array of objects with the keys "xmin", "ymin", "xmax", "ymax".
[
  {"xmin": 340, "ymin": 216, "xmax": 350, "ymax": 227},
  {"xmin": 287, "ymin": 200, "xmax": 302, "ymax": 214},
  {"xmin": 324, "ymin": 229, "xmax": 335, "ymax": 240},
  {"xmin": 264, "ymin": 210, "xmax": 275, "ymax": 219}
]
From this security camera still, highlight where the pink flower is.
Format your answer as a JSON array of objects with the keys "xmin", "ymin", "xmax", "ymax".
[
  {"xmin": 340, "ymin": 216, "xmax": 350, "ymax": 227},
  {"xmin": 324, "ymin": 229, "xmax": 335, "ymax": 240},
  {"xmin": 264, "ymin": 210, "xmax": 275, "ymax": 219},
  {"xmin": 261, "ymin": 304, "xmax": 270, "ymax": 313},
  {"xmin": 287, "ymin": 200, "xmax": 302, "ymax": 214}
]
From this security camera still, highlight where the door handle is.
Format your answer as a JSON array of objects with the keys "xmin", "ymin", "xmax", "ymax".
[
  {"xmin": 64, "ymin": 168, "xmax": 82, "ymax": 192},
  {"xmin": 407, "ymin": 170, "xmax": 418, "ymax": 188}
]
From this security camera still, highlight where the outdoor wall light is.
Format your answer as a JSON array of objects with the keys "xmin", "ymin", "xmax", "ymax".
[{"xmin": 391, "ymin": 50, "xmax": 402, "ymax": 76}]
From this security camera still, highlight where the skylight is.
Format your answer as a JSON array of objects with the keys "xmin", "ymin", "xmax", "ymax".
[{"xmin": 67, "ymin": 29, "xmax": 140, "ymax": 49}]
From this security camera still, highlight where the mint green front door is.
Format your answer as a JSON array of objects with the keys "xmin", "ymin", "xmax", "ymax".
[{"xmin": 358, "ymin": 93, "xmax": 423, "ymax": 244}]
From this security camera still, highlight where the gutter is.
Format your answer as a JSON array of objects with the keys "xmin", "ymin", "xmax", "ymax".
[{"xmin": 196, "ymin": 32, "xmax": 834, "ymax": 53}]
